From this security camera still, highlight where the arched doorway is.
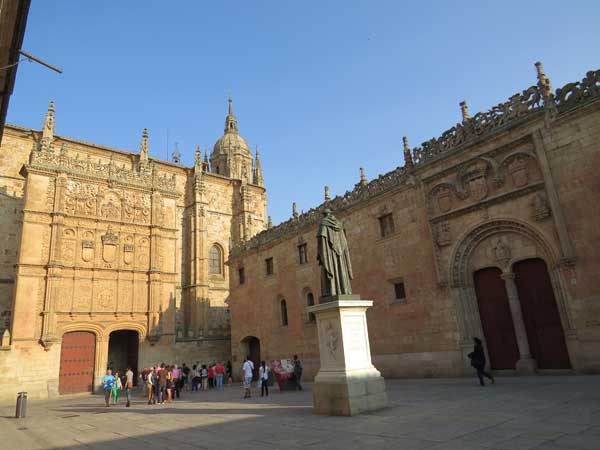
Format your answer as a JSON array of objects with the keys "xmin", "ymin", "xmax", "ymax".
[
  {"xmin": 241, "ymin": 336, "xmax": 260, "ymax": 380},
  {"xmin": 107, "ymin": 330, "xmax": 139, "ymax": 382},
  {"xmin": 514, "ymin": 258, "xmax": 570, "ymax": 369},
  {"xmin": 473, "ymin": 267, "xmax": 520, "ymax": 369},
  {"xmin": 59, "ymin": 331, "xmax": 96, "ymax": 394}
]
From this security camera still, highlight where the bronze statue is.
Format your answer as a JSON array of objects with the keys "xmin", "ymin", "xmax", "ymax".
[{"xmin": 317, "ymin": 209, "xmax": 353, "ymax": 297}]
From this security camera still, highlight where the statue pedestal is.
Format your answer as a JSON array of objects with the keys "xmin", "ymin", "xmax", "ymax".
[{"xmin": 307, "ymin": 298, "xmax": 387, "ymax": 416}]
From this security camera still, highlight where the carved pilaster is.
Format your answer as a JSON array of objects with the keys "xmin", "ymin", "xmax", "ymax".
[{"xmin": 532, "ymin": 130, "xmax": 576, "ymax": 264}]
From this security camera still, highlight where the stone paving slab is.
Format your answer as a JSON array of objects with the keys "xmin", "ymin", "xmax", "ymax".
[{"xmin": 0, "ymin": 376, "xmax": 599, "ymax": 450}]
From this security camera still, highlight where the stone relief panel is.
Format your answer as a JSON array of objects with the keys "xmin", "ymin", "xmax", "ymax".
[
  {"xmin": 137, "ymin": 237, "xmax": 150, "ymax": 269},
  {"xmin": 61, "ymin": 228, "xmax": 76, "ymax": 264},
  {"xmin": 73, "ymin": 279, "xmax": 92, "ymax": 312},
  {"xmin": 96, "ymin": 282, "xmax": 116, "ymax": 312},
  {"xmin": 427, "ymin": 148, "xmax": 541, "ymax": 220},
  {"xmin": 122, "ymin": 234, "xmax": 135, "ymax": 266},
  {"xmin": 469, "ymin": 232, "xmax": 540, "ymax": 273},
  {"xmin": 80, "ymin": 230, "xmax": 95, "ymax": 263},
  {"xmin": 64, "ymin": 181, "xmax": 100, "ymax": 216},
  {"xmin": 58, "ymin": 278, "xmax": 73, "ymax": 311}
]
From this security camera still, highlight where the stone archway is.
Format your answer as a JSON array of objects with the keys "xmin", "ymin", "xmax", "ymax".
[
  {"xmin": 449, "ymin": 218, "xmax": 573, "ymax": 372},
  {"xmin": 240, "ymin": 336, "xmax": 260, "ymax": 380}
]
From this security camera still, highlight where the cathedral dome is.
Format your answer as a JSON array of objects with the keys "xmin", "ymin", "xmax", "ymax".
[{"xmin": 212, "ymin": 131, "xmax": 251, "ymax": 156}]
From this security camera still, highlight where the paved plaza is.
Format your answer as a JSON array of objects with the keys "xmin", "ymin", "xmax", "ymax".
[{"xmin": 1, "ymin": 376, "xmax": 599, "ymax": 450}]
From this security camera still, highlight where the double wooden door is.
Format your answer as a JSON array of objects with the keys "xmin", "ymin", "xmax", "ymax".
[{"xmin": 474, "ymin": 259, "xmax": 570, "ymax": 370}]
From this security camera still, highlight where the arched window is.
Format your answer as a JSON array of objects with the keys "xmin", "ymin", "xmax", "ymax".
[
  {"xmin": 209, "ymin": 245, "xmax": 222, "ymax": 275},
  {"xmin": 307, "ymin": 292, "xmax": 315, "ymax": 323},
  {"xmin": 280, "ymin": 299, "xmax": 288, "ymax": 326}
]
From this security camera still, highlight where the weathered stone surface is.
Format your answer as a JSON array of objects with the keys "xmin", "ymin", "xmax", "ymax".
[
  {"xmin": 229, "ymin": 66, "xmax": 600, "ymax": 381},
  {"xmin": 0, "ymin": 100, "xmax": 266, "ymax": 403}
]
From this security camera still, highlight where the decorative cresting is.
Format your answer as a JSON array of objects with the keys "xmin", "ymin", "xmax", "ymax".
[
  {"xmin": 230, "ymin": 66, "xmax": 599, "ymax": 257},
  {"xmin": 449, "ymin": 218, "xmax": 558, "ymax": 288},
  {"xmin": 29, "ymin": 109, "xmax": 176, "ymax": 194},
  {"xmin": 410, "ymin": 67, "xmax": 600, "ymax": 166}
]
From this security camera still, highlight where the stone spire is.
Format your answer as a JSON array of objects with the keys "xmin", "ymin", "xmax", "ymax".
[
  {"xmin": 403, "ymin": 136, "xmax": 414, "ymax": 171},
  {"xmin": 195, "ymin": 144, "xmax": 202, "ymax": 170},
  {"xmin": 267, "ymin": 216, "xmax": 273, "ymax": 229},
  {"xmin": 459, "ymin": 100, "xmax": 470, "ymax": 123},
  {"xmin": 253, "ymin": 147, "xmax": 264, "ymax": 186},
  {"xmin": 139, "ymin": 128, "xmax": 149, "ymax": 170},
  {"xmin": 203, "ymin": 150, "xmax": 210, "ymax": 172},
  {"xmin": 359, "ymin": 167, "xmax": 367, "ymax": 186},
  {"xmin": 324, "ymin": 185, "xmax": 331, "ymax": 202},
  {"xmin": 172, "ymin": 142, "xmax": 181, "ymax": 164},
  {"xmin": 224, "ymin": 95, "xmax": 238, "ymax": 134},
  {"xmin": 42, "ymin": 100, "xmax": 55, "ymax": 142},
  {"xmin": 292, "ymin": 202, "xmax": 299, "ymax": 219},
  {"xmin": 535, "ymin": 61, "xmax": 553, "ymax": 100},
  {"xmin": 535, "ymin": 61, "xmax": 557, "ymax": 124}
]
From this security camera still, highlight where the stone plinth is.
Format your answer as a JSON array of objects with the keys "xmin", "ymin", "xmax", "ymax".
[{"xmin": 307, "ymin": 297, "xmax": 387, "ymax": 416}]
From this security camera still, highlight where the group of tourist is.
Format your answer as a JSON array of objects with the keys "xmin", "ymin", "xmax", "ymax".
[
  {"xmin": 100, "ymin": 355, "xmax": 307, "ymax": 407},
  {"xmin": 139, "ymin": 361, "xmax": 232, "ymax": 405}
]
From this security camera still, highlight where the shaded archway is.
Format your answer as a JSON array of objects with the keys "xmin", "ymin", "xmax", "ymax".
[
  {"xmin": 107, "ymin": 330, "xmax": 139, "ymax": 383},
  {"xmin": 240, "ymin": 336, "xmax": 260, "ymax": 380},
  {"xmin": 59, "ymin": 331, "xmax": 96, "ymax": 394}
]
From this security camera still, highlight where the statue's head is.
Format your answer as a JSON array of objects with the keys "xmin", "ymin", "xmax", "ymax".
[{"xmin": 323, "ymin": 208, "xmax": 332, "ymax": 216}]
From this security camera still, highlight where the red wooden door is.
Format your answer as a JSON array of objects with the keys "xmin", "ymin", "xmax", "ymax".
[
  {"xmin": 474, "ymin": 267, "xmax": 520, "ymax": 369},
  {"xmin": 59, "ymin": 331, "xmax": 96, "ymax": 394},
  {"xmin": 514, "ymin": 259, "xmax": 570, "ymax": 369}
]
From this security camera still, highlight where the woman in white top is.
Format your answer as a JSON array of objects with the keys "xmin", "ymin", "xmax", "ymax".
[{"xmin": 258, "ymin": 360, "xmax": 270, "ymax": 397}]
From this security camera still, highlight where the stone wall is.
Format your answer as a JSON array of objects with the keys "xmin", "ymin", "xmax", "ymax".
[
  {"xmin": 0, "ymin": 100, "xmax": 266, "ymax": 403},
  {"xmin": 229, "ymin": 67, "xmax": 600, "ymax": 379}
]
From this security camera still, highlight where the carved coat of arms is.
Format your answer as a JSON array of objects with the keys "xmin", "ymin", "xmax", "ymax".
[
  {"xmin": 509, "ymin": 155, "xmax": 529, "ymax": 188},
  {"xmin": 101, "ymin": 227, "xmax": 119, "ymax": 263},
  {"xmin": 436, "ymin": 186, "xmax": 452, "ymax": 213}
]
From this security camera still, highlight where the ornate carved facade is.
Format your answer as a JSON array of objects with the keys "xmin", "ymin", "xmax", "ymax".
[
  {"xmin": 0, "ymin": 99, "xmax": 266, "ymax": 401},
  {"xmin": 228, "ymin": 64, "xmax": 600, "ymax": 380}
]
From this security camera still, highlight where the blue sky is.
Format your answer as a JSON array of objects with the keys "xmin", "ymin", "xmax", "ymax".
[{"xmin": 7, "ymin": 1, "xmax": 600, "ymax": 224}]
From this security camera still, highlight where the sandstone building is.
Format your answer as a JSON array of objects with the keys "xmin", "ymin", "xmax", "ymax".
[
  {"xmin": 0, "ymin": 98, "xmax": 266, "ymax": 402},
  {"xmin": 229, "ymin": 64, "xmax": 600, "ymax": 380}
]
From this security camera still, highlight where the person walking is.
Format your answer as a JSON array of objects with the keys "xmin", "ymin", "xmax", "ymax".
[
  {"xmin": 242, "ymin": 356, "xmax": 254, "ymax": 399},
  {"xmin": 125, "ymin": 367, "xmax": 134, "ymax": 407},
  {"xmin": 468, "ymin": 337, "xmax": 495, "ymax": 386},
  {"xmin": 172, "ymin": 364, "xmax": 182, "ymax": 399},
  {"xmin": 111, "ymin": 371, "xmax": 122, "ymax": 405},
  {"xmin": 101, "ymin": 369, "xmax": 115, "ymax": 407},
  {"xmin": 215, "ymin": 361, "xmax": 225, "ymax": 391},
  {"xmin": 293, "ymin": 355, "xmax": 303, "ymax": 391},
  {"xmin": 259, "ymin": 361, "xmax": 270, "ymax": 397}
]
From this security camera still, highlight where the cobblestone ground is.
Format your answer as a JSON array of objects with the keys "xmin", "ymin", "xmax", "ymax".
[{"xmin": 0, "ymin": 376, "xmax": 599, "ymax": 450}]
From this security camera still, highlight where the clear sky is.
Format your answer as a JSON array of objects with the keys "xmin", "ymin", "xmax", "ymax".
[{"xmin": 7, "ymin": 1, "xmax": 600, "ymax": 224}]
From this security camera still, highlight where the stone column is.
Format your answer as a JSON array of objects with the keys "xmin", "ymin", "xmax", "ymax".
[{"xmin": 501, "ymin": 273, "xmax": 537, "ymax": 373}]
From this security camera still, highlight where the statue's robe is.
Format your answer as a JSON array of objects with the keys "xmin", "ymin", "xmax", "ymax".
[{"xmin": 317, "ymin": 214, "xmax": 353, "ymax": 297}]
